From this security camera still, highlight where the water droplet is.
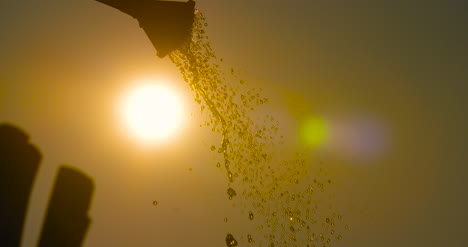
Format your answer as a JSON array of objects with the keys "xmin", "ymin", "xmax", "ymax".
[
  {"xmin": 226, "ymin": 233, "xmax": 238, "ymax": 247},
  {"xmin": 227, "ymin": 187, "xmax": 237, "ymax": 199},
  {"xmin": 247, "ymin": 234, "xmax": 254, "ymax": 243},
  {"xmin": 224, "ymin": 217, "xmax": 228, "ymax": 222},
  {"xmin": 249, "ymin": 211, "xmax": 254, "ymax": 220},
  {"xmin": 210, "ymin": 145, "xmax": 216, "ymax": 151},
  {"xmin": 152, "ymin": 200, "xmax": 158, "ymax": 206}
]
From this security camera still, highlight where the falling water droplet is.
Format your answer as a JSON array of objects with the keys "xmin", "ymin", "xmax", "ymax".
[
  {"xmin": 249, "ymin": 211, "xmax": 254, "ymax": 220},
  {"xmin": 226, "ymin": 233, "xmax": 238, "ymax": 247},
  {"xmin": 227, "ymin": 187, "xmax": 237, "ymax": 200}
]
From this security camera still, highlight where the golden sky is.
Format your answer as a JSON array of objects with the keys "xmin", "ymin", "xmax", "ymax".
[{"xmin": 0, "ymin": 0, "xmax": 466, "ymax": 246}]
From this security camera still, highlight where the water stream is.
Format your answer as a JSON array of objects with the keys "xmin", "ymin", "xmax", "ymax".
[{"xmin": 169, "ymin": 11, "xmax": 348, "ymax": 247}]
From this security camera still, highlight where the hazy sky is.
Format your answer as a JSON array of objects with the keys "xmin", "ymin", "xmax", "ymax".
[{"xmin": 1, "ymin": 0, "xmax": 466, "ymax": 246}]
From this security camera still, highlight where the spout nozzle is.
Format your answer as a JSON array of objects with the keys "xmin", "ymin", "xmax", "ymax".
[{"xmin": 95, "ymin": 0, "xmax": 196, "ymax": 58}]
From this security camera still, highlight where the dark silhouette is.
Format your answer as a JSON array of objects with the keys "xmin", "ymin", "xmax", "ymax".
[
  {"xmin": 95, "ymin": 0, "xmax": 196, "ymax": 58},
  {"xmin": 0, "ymin": 124, "xmax": 42, "ymax": 246},
  {"xmin": 39, "ymin": 166, "xmax": 95, "ymax": 247},
  {"xmin": 0, "ymin": 123, "xmax": 95, "ymax": 246}
]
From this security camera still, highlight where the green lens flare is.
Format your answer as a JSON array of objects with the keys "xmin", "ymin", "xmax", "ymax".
[{"xmin": 300, "ymin": 116, "xmax": 329, "ymax": 147}]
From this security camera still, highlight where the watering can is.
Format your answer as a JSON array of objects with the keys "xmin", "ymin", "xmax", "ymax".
[{"xmin": 95, "ymin": 0, "xmax": 196, "ymax": 58}]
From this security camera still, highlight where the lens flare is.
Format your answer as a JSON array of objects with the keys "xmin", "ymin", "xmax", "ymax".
[
  {"xmin": 299, "ymin": 116, "xmax": 329, "ymax": 148},
  {"xmin": 327, "ymin": 116, "xmax": 390, "ymax": 161}
]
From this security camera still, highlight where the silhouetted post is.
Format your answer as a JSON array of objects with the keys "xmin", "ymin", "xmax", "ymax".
[
  {"xmin": 39, "ymin": 166, "xmax": 95, "ymax": 247},
  {"xmin": 0, "ymin": 123, "xmax": 42, "ymax": 246}
]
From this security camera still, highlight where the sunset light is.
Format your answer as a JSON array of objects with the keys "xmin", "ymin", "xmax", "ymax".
[{"xmin": 120, "ymin": 81, "xmax": 183, "ymax": 143}]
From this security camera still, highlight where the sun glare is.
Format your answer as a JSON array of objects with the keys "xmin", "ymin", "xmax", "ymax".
[{"xmin": 121, "ymin": 81, "xmax": 183, "ymax": 143}]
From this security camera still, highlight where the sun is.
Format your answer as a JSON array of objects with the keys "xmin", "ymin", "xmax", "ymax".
[{"xmin": 120, "ymin": 81, "xmax": 183, "ymax": 143}]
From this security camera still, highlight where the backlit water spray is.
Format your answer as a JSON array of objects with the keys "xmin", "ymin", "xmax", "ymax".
[{"xmin": 169, "ymin": 11, "xmax": 348, "ymax": 247}]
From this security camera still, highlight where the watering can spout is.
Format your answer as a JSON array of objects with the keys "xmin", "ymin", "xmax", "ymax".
[{"xmin": 95, "ymin": 0, "xmax": 196, "ymax": 58}]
